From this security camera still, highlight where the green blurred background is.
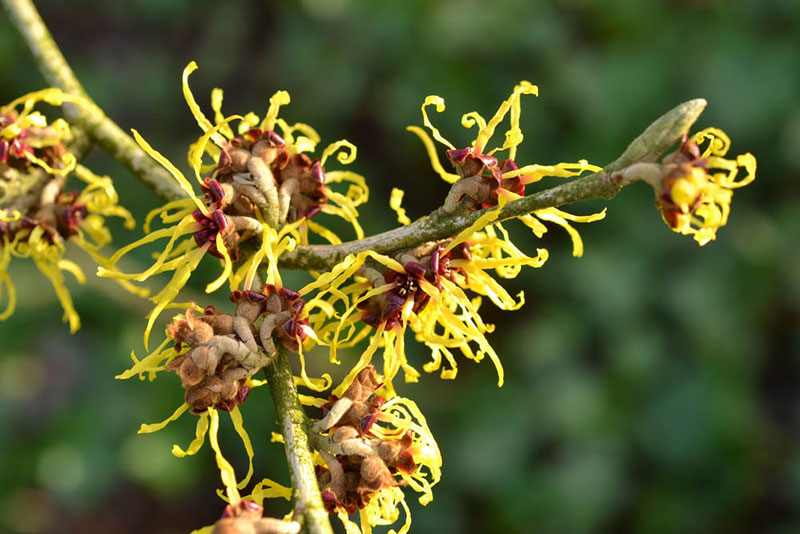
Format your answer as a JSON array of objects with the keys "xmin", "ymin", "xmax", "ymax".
[{"xmin": 1, "ymin": 0, "xmax": 799, "ymax": 532}]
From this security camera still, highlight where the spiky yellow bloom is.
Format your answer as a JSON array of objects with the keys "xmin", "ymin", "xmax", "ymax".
[
  {"xmin": 0, "ymin": 88, "xmax": 81, "ymax": 176},
  {"xmin": 115, "ymin": 258, "xmax": 370, "ymax": 497},
  {"xmin": 407, "ymin": 82, "xmax": 606, "ymax": 257},
  {"xmin": 1, "ymin": 89, "xmax": 137, "ymax": 332},
  {"xmin": 0, "ymin": 170, "xmax": 137, "ymax": 331},
  {"xmin": 311, "ymin": 368, "xmax": 440, "ymax": 534},
  {"xmin": 100, "ymin": 62, "xmax": 371, "ymax": 347},
  {"xmin": 657, "ymin": 128, "xmax": 756, "ymax": 245},
  {"xmin": 183, "ymin": 61, "xmax": 368, "ymax": 243},
  {"xmin": 309, "ymin": 219, "xmax": 549, "ymax": 396}
]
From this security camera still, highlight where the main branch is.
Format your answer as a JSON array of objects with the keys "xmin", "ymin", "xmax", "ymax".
[
  {"xmin": 264, "ymin": 345, "xmax": 333, "ymax": 534},
  {"xmin": 279, "ymin": 98, "xmax": 707, "ymax": 270}
]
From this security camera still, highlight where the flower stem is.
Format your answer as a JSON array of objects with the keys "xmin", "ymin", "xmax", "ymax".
[
  {"xmin": 264, "ymin": 345, "xmax": 333, "ymax": 534},
  {"xmin": 279, "ymin": 98, "xmax": 707, "ymax": 271},
  {"xmin": 1, "ymin": 0, "xmax": 184, "ymax": 202}
]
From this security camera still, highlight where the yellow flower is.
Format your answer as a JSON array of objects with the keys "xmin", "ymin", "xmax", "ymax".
[
  {"xmin": 1, "ymin": 126, "xmax": 136, "ymax": 332},
  {"xmin": 100, "ymin": 62, "xmax": 372, "ymax": 347},
  {"xmin": 657, "ymin": 128, "xmax": 756, "ymax": 245},
  {"xmin": 312, "ymin": 227, "xmax": 547, "ymax": 396},
  {"xmin": 97, "ymin": 124, "xmax": 302, "ymax": 347},
  {"xmin": 406, "ymin": 83, "xmax": 606, "ymax": 257},
  {"xmin": 324, "ymin": 181, "xmax": 600, "ymax": 396},
  {"xmin": 183, "ymin": 61, "xmax": 368, "ymax": 243},
  {"xmin": 1, "ymin": 88, "xmax": 80, "ymax": 176},
  {"xmin": 313, "ymin": 368, "xmax": 441, "ymax": 534},
  {"xmin": 115, "ymin": 263, "xmax": 376, "ymax": 504}
]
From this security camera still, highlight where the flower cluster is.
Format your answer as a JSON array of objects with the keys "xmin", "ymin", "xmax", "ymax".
[
  {"xmin": 98, "ymin": 62, "xmax": 368, "ymax": 347},
  {"xmin": 92, "ymin": 65, "xmax": 757, "ymax": 534},
  {"xmin": 1, "ymin": 89, "xmax": 136, "ymax": 331},
  {"xmin": 164, "ymin": 285, "xmax": 309, "ymax": 414},
  {"xmin": 311, "ymin": 367, "xmax": 440, "ymax": 534},
  {"xmin": 655, "ymin": 128, "xmax": 756, "ymax": 245},
  {"xmin": 407, "ymin": 81, "xmax": 605, "ymax": 258},
  {"xmin": 0, "ymin": 89, "xmax": 77, "ymax": 176}
]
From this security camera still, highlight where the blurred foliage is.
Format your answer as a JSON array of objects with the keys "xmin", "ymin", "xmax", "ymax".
[{"xmin": 1, "ymin": 0, "xmax": 799, "ymax": 533}]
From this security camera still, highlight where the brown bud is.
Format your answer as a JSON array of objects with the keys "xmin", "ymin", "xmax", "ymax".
[
  {"xmin": 251, "ymin": 139, "xmax": 281, "ymax": 166},
  {"xmin": 185, "ymin": 380, "xmax": 219, "ymax": 414},
  {"xmin": 179, "ymin": 354, "xmax": 205, "ymax": 387},
  {"xmin": 229, "ymin": 148, "xmax": 251, "ymax": 173},
  {"xmin": 230, "ymin": 194, "xmax": 256, "ymax": 218},
  {"xmin": 344, "ymin": 365, "xmax": 381, "ymax": 402},
  {"xmin": 358, "ymin": 456, "xmax": 395, "ymax": 494},
  {"xmin": 341, "ymin": 400, "xmax": 379, "ymax": 430},
  {"xmin": 188, "ymin": 346, "xmax": 216, "ymax": 374},
  {"xmin": 331, "ymin": 426, "xmax": 359, "ymax": 443},
  {"xmin": 265, "ymin": 293, "xmax": 283, "ymax": 314},
  {"xmin": 164, "ymin": 353, "xmax": 187, "ymax": 372},
  {"xmin": 377, "ymin": 440, "xmax": 404, "ymax": 464},
  {"xmin": 168, "ymin": 309, "xmax": 215, "ymax": 346},
  {"xmin": 203, "ymin": 313, "xmax": 235, "ymax": 336},
  {"xmin": 235, "ymin": 299, "xmax": 263, "ymax": 322}
]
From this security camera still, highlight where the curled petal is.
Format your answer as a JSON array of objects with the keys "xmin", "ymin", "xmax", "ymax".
[
  {"xmin": 132, "ymin": 129, "xmax": 208, "ymax": 215},
  {"xmin": 320, "ymin": 139, "xmax": 357, "ymax": 166},
  {"xmin": 208, "ymin": 408, "xmax": 242, "ymax": 504},
  {"xmin": 143, "ymin": 245, "xmax": 207, "ymax": 349},
  {"xmin": 115, "ymin": 336, "xmax": 175, "ymax": 381},
  {"xmin": 210, "ymin": 88, "xmax": 235, "ymax": 139},
  {"xmin": 389, "ymin": 188, "xmax": 411, "ymax": 226},
  {"xmin": 138, "ymin": 403, "xmax": 189, "ymax": 434},
  {"xmin": 171, "ymin": 409, "xmax": 211, "ymax": 457},
  {"xmin": 420, "ymin": 95, "xmax": 455, "ymax": 150},
  {"xmin": 460, "ymin": 111, "xmax": 486, "ymax": 132},
  {"xmin": 693, "ymin": 127, "xmax": 731, "ymax": 158},
  {"xmin": 189, "ymin": 114, "xmax": 243, "ymax": 185},
  {"xmin": 262, "ymin": 90, "xmax": 291, "ymax": 131},
  {"xmin": 406, "ymin": 126, "xmax": 460, "ymax": 184},
  {"xmin": 474, "ymin": 81, "xmax": 537, "ymax": 154},
  {"xmin": 182, "ymin": 61, "xmax": 226, "ymax": 147},
  {"xmin": 205, "ymin": 232, "xmax": 233, "ymax": 293},
  {"xmin": 0, "ymin": 240, "xmax": 16, "ymax": 320}
]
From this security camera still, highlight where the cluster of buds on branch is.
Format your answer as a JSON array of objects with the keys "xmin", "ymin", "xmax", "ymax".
[
  {"xmin": 1, "ymin": 89, "xmax": 137, "ymax": 331},
  {"xmin": 0, "ymin": 10, "xmax": 757, "ymax": 530},
  {"xmin": 315, "ymin": 367, "xmax": 411, "ymax": 511},
  {"xmin": 310, "ymin": 366, "xmax": 440, "ymax": 532},
  {"xmin": 96, "ymin": 62, "xmax": 367, "ymax": 347},
  {"xmin": 165, "ymin": 286, "xmax": 308, "ymax": 414},
  {"xmin": 0, "ymin": 106, "xmax": 70, "ymax": 173}
]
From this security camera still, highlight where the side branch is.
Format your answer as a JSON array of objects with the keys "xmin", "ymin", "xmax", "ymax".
[
  {"xmin": 2, "ymin": 0, "xmax": 184, "ymax": 201},
  {"xmin": 264, "ymin": 345, "xmax": 333, "ymax": 534},
  {"xmin": 279, "ymin": 98, "xmax": 707, "ymax": 271}
]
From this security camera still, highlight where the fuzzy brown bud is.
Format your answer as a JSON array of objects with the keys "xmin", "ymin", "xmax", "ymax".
[
  {"xmin": 358, "ymin": 456, "xmax": 395, "ymax": 494},
  {"xmin": 178, "ymin": 354, "xmax": 205, "ymax": 387},
  {"xmin": 229, "ymin": 148, "xmax": 251, "ymax": 173},
  {"xmin": 331, "ymin": 426, "xmax": 360, "ymax": 443},
  {"xmin": 251, "ymin": 139, "xmax": 282, "ymax": 166},
  {"xmin": 235, "ymin": 299, "xmax": 264, "ymax": 323},
  {"xmin": 343, "ymin": 365, "xmax": 381, "ymax": 402},
  {"xmin": 168, "ymin": 309, "xmax": 215, "ymax": 346}
]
